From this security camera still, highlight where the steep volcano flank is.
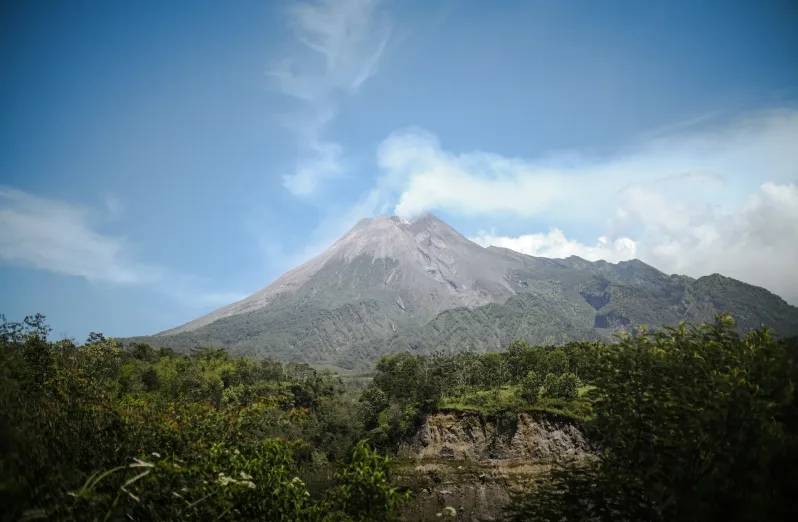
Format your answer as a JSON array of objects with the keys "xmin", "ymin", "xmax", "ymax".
[
  {"xmin": 161, "ymin": 213, "xmax": 521, "ymax": 337},
  {"xmin": 128, "ymin": 212, "xmax": 798, "ymax": 366}
]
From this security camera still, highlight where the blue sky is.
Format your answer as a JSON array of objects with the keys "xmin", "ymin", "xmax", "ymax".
[{"xmin": 1, "ymin": 0, "xmax": 797, "ymax": 340}]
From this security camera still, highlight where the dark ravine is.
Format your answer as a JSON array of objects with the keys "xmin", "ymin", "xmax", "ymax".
[
  {"xmin": 394, "ymin": 411, "xmax": 593, "ymax": 521},
  {"xmin": 122, "ymin": 213, "xmax": 798, "ymax": 367}
]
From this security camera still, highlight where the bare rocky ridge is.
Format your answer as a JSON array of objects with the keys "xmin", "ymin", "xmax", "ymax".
[{"xmin": 127, "ymin": 212, "xmax": 798, "ymax": 365}]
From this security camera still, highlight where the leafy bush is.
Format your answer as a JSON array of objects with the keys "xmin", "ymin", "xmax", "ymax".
[{"xmin": 327, "ymin": 441, "xmax": 411, "ymax": 522}]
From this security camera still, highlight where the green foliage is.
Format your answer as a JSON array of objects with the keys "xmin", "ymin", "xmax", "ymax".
[
  {"xmin": 0, "ymin": 315, "xmax": 407, "ymax": 521},
  {"xmin": 65, "ymin": 438, "xmax": 407, "ymax": 521},
  {"xmin": 368, "ymin": 339, "xmax": 596, "ymax": 424},
  {"xmin": 69, "ymin": 440, "xmax": 323, "ymax": 521},
  {"xmin": 541, "ymin": 372, "xmax": 579, "ymax": 400},
  {"xmin": 327, "ymin": 441, "xmax": 411, "ymax": 522},
  {"xmin": 505, "ymin": 340, "xmax": 542, "ymax": 383},
  {"xmin": 504, "ymin": 315, "xmax": 798, "ymax": 522},
  {"xmin": 545, "ymin": 348, "xmax": 569, "ymax": 375},
  {"xmin": 442, "ymin": 387, "xmax": 525, "ymax": 417},
  {"xmin": 359, "ymin": 386, "xmax": 388, "ymax": 430},
  {"xmin": 6, "ymin": 309, "xmax": 797, "ymax": 521},
  {"xmin": 518, "ymin": 371, "xmax": 544, "ymax": 403}
]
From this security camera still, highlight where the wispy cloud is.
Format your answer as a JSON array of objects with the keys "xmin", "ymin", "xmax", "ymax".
[
  {"xmin": 272, "ymin": 0, "xmax": 390, "ymax": 100},
  {"xmin": 0, "ymin": 187, "xmax": 162, "ymax": 285},
  {"xmin": 0, "ymin": 187, "xmax": 243, "ymax": 308},
  {"xmin": 270, "ymin": 0, "xmax": 391, "ymax": 196},
  {"xmin": 282, "ymin": 140, "xmax": 344, "ymax": 197}
]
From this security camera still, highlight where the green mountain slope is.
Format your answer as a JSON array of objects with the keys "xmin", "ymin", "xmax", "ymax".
[{"xmin": 330, "ymin": 273, "xmax": 798, "ymax": 369}]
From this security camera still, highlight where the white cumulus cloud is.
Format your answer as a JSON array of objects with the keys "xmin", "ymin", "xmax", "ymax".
[
  {"xmin": 376, "ymin": 110, "xmax": 798, "ymax": 222},
  {"xmin": 470, "ymin": 228, "xmax": 638, "ymax": 264},
  {"xmin": 618, "ymin": 181, "xmax": 798, "ymax": 304},
  {"xmin": 471, "ymin": 181, "xmax": 798, "ymax": 304},
  {"xmin": 363, "ymin": 109, "xmax": 798, "ymax": 304}
]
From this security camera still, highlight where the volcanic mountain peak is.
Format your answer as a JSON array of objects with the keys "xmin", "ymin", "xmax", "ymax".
[
  {"xmin": 160, "ymin": 212, "xmax": 490, "ymax": 335},
  {"xmin": 332, "ymin": 214, "xmax": 418, "ymax": 262}
]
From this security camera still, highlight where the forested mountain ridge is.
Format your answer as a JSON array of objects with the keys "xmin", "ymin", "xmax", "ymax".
[{"xmin": 123, "ymin": 213, "xmax": 798, "ymax": 367}]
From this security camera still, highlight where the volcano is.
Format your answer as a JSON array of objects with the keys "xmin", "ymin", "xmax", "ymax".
[{"xmin": 126, "ymin": 213, "xmax": 798, "ymax": 368}]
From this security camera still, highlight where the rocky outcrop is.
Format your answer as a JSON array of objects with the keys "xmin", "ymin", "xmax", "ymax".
[
  {"xmin": 398, "ymin": 411, "xmax": 591, "ymax": 463},
  {"xmin": 395, "ymin": 412, "xmax": 592, "ymax": 521}
]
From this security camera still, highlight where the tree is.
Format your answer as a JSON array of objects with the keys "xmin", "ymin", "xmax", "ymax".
[
  {"xmin": 541, "ymin": 372, "xmax": 579, "ymax": 400},
  {"xmin": 479, "ymin": 352, "xmax": 507, "ymax": 388},
  {"xmin": 505, "ymin": 340, "xmax": 532, "ymax": 383},
  {"xmin": 360, "ymin": 386, "xmax": 388, "ymax": 430},
  {"xmin": 129, "ymin": 342, "xmax": 157, "ymax": 363},
  {"xmin": 85, "ymin": 331, "xmax": 106, "ymax": 345},
  {"xmin": 544, "ymin": 348, "xmax": 569, "ymax": 375},
  {"xmin": 561, "ymin": 341, "xmax": 602, "ymax": 381},
  {"xmin": 518, "ymin": 371, "xmax": 544, "ymax": 404}
]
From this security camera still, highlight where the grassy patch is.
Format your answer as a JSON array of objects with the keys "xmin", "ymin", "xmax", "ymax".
[
  {"xmin": 526, "ymin": 397, "xmax": 592, "ymax": 421},
  {"xmin": 440, "ymin": 386, "xmax": 522, "ymax": 415},
  {"xmin": 439, "ymin": 386, "xmax": 592, "ymax": 421}
]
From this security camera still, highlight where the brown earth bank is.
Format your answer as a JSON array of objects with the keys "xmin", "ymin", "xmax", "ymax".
[{"xmin": 393, "ymin": 411, "xmax": 592, "ymax": 521}]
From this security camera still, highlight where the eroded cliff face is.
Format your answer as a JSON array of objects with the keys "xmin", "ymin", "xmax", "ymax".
[
  {"xmin": 398, "ymin": 411, "xmax": 591, "ymax": 462},
  {"xmin": 395, "ymin": 411, "xmax": 592, "ymax": 522}
]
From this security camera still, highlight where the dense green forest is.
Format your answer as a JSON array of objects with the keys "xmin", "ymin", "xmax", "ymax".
[{"xmin": 2, "ymin": 313, "xmax": 797, "ymax": 521}]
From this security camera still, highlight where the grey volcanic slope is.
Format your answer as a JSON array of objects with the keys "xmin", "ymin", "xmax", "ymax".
[
  {"xmin": 160, "ymin": 213, "xmax": 518, "ymax": 336},
  {"xmin": 125, "ymin": 213, "xmax": 798, "ymax": 366}
]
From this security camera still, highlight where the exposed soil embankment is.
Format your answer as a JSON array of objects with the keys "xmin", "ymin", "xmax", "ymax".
[
  {"xmin": 398, "ymin": 410, "xmax": 590, "ymax": 462},
  {"xmin": 395, "ymin": 411, "xmax": 591, "ymax": 522}
]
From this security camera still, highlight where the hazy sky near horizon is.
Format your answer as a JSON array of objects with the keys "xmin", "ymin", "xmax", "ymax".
[{"xmin": 1, "ymin": 0, "xmax": 797, "ymax": 340}]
